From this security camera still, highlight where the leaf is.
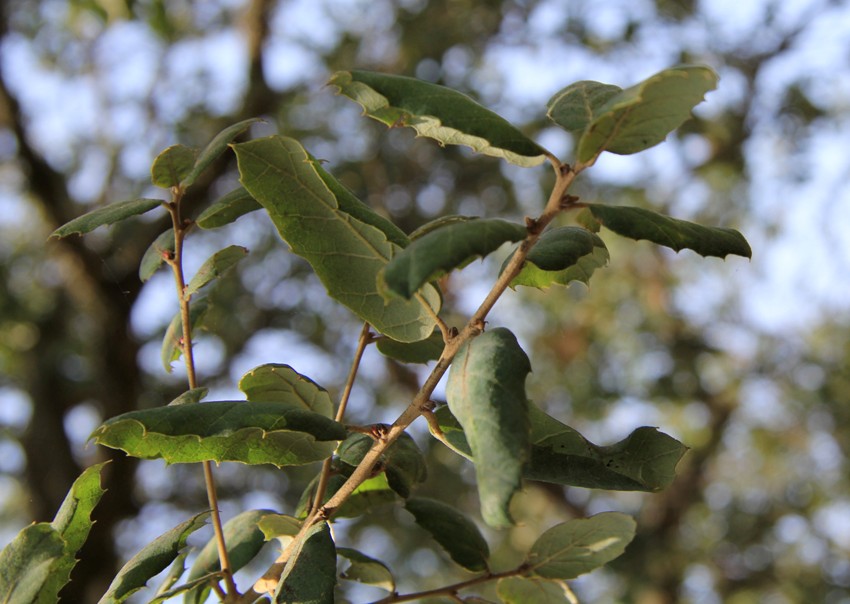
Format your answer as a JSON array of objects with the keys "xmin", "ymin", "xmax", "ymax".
[
  {"xmin": 408, "ymin": 215, "xmax": 474, "ymax": 241},
  {"xmin": 509, "ymin": 229, "xmax": 610, "ymax": 289},
  {"xmin": 585, "ymin": 204, "xmax": 752, "ymax": 259},
  {"xmin": 329, "ymin": 70, "xmax": 549, "ymax": 167},
  {"xmin": 185, "ymin": 245, "xmax": 248, "ymax": 296},
  {"xmin": 275, "ymin": 522, "xmax": 336, "ymax": 604},
  {"xmin": 546, "ymin": 81, "xmax": 623, "ymax": 133},
  {"xmin": 337, "ymin": 548, "xmax": 395, "ymax": 592},
  {"xmin": 258, "ymin": 514, "xmax": 302, "ymax": 542},
  {"xmin": 382, "ymin": 218, "xmax": 527, "ymax": 299},
  {"xmin": 445, "ymin": 328, "xmax": 531, "ymax": 527},
  {"xmin": 183, "ymin": 118, "xmax": 263, "ymax": 188},
  {"xmin": 184, "ymin": 509, "xmax": 273, "ymax": 604},
  {"xmin": 152, "ymin": 552, "xmax": 188, "ymax": 601},
  {"xmin": 405, "ymin": 497, "xmax": 490, "ymax": 572},
  {"xmin": 525, "ymin": 512, "xmax": 636, "ymax": 580},
  {"xmin": 50, "ymin": 198, "xmax": 163, "ymax": 239},
  {"xmin": 168, "ymin": 387, "xmax": 209, "ymax": 406},
  {"xmin": 337, "ymin": 432, "xmax": 427, "ymax": 498},
  {"xmin": 296, "ymin": 473, "xmax": 398, "ymax": 519},
  {"xmin": 98, "ymin": 512, "xmax": 210, "ymax": 604},
  {"xmin": 90, "ymin": 401, "xmax": 347, "ymax": 467},
  {"xmin": 574, "ymin": 65, "xmax": 719, "ymax": 163},
  {"xmin": 497, "ymin": 577, "xmax": 577, "ymax": 604},
  {"xmin": 233, "ymin": 135, "xmax": 440, "ymax": 343},
  {"xmin": 195, "ymin": 187, "xmax": 261, "ymax": 229},
  {"xmin": 0, "ymin": 524, "xmax": 66, "ymax": 604},
  {"xmin": 376, "ymin": 329, "xmax": 445, "ymax": 364},
  {"xmin": 161, "ymin": 298, "xmax": 209, "ymax": 373},
  {"xmin": 239, "ymin": 364, "xmax": 334, "ymax": 418},
  {"xmin": 139, "ymin": 228, "xmax": 175, "ymax": 283},
  {"xmin": 151, "ymin": 144, "xmax": 198, "ymax": 188}
]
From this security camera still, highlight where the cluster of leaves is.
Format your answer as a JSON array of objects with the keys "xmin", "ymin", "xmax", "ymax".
[{"xmin": 1, "ymin": 65, "xmax": 750, "ymax": 602}]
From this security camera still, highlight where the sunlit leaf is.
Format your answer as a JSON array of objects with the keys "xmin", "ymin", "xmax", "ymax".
[
  {"xmin": 139, "ymin": 228, "xmax": 175, "ymax": 283},
  {"xmin": 585, "ymin": 204, "xmax": 752, "ymax": 259},
  {"xmin": 239, "ymin": 364, "xmax": 334, "ymax": 418},
  {"xmin": 525, "ymin": 512, "xmax": 636, "ymax": 579},
  {"xmin": 185, "ymin": 245, "xmax": 248, "ymax": 296},
  {"xmin": 258, "ymin": 514, "xmax": 302, "ymax": 542},
  {"xmin": 330, "ymin": 70, "xmax": 549, "ymax": 167},
  {"xmin": 50, "ymin": 198, "xmax": 163, "ymax": 239},
  {"xmin": 337, "ymin": 548, "xmax": 395, "ymax": 592},
  {"xmin": 446, "ymin": 328, "xmax": 531, "ymax": 527},
  {"xmin": 376, "ymin": 329, "xmax": 445, "ymax": 364},
  {"xmin": 98, "ymin": 512, "xmax": 209, "ymax": 604},
  {"xmin": 275, "ymin": 522, "xmax": 336, "ymax": 604},
  {"xmin": 151, "ymin": 144, "xmax": 197, "ymax": 188},
  {"xmin": 0, "ymin": 523, "xmax": 66, "ymax": 604},
  {"xmin": 182, "ymin": 118, "xmax": 263, "ymax": 188},
  {"xmin": 195, "ymin": 187, "xmax": 261, "ymax": 229},
  {"xmin": 497, "ymin": 577, "xmax": 577, "ymax": 604},
  {"xmin": 405, "ymin": 497, "xmax": 490, "ymax": 572},
  {"xmin": 90, "ymin": 401, "xmax": 346, "ymax": 466},
  {"xmin": 382, "ymin": 218, "xmax": 527, "ymax": 299},
  {"xmin": 234, "ymin": 136, "xmax": 440, "ymax": 343}
]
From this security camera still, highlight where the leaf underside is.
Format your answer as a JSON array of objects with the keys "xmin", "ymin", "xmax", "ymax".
[
  {"xmin": 505, "ymin": 226, "xmax": 610, "ymax": 289},
  {"xmin": 330, "ymin": 70, "xmax": 549, "ymax": 167}
]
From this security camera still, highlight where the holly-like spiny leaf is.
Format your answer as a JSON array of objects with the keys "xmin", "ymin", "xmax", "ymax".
[
  {"xmin": 50, "ymin": 198, "xmax": 163, "ymax": 239},
  {"xmin": 330, "ymin": 70, "xmax": 549, "ymax": 167},
  {"xmin": 90, "ymin": 401, "xmax": 346, "ymax": 467},
  {"xmin": 233, "ymin": 135, "xmax": 440, "ymax": 343},
  {"xmin": 382, "ymin": 218, "xmax": 528, "ymax": 299},
  {"xmin": 239, "ymin": 363, "xmax": 334, "ymax": 418},
  {"xmin": 445, "ymin": 328, "xmax": 531, "ymax": 528},
  {"xmin": 405, "ymin": 497, "xmax": 490, "ymax": 572}
]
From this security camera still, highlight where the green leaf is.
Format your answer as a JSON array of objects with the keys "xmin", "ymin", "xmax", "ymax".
[
  {"xmin": 408, "ymin": 215, "xmax": 474, "ymax": 241},
  {"xmin": 337, "ymin": 432, "xmax": 427, "ymax": 498},
  {"xmin": 574, "ymin": 65, "xmax": 718, "ymax": 163},
  {"xmin": 258, "ymin": 514, "xmax": 302, "ymax": 542},
  {"xmin": 297, "ymin": 472, "xmax": 398, "ymax": 519},
  {"xmin": 152, "ymin": 552, "xmax": 189, "ymax": 601},
  {"xmin": 239, "ymin": 364, "xmax": 334, "ymax": 418},
  {"xmin": 497, "ymin": 577, "xmax": 576, "ymax": 604},
  {"xmin": 50, "ymin": 198, "xmax": 163, "ymax": 239},
  {"xmin": 329, "ymin": 70, "xmax": 549, "ymax": 167},
  {"xmin": 546, "ymin": 81, "xmax": 623, "ymax": 133},
  {"xmin": 161, "ymin": 298, "xmax": 210, "ymax": 373},
  {"xmin": 0, "ymin": 524, "xmax": 66, "ymax": 604},
  {"xmin": 405, "ymin": 497, "xmax": 490, "ymax": 572},
  {"xmin": 151, "ymin": 144, "xmax": 198, "ymax": 188},
  {"xmin": 168, "ymin": 387, "xmax": 209, "ymax": 406},
  {"xmin": 275, "ymin": 522, "xmax": 336, "ymax": 604},
  {"xmin": 525, "ymin": 512, "xmax": 636, "ymax": 579},
  {"xmin": 337, "ymin": 548, "xmax": 395, "ymax": 592},
  {"xmin": 585, "ymin": 204, "xmax": 752, "ymax": 259},
  {"xmin": 195, "ymin": 187, "xmax": 261, "ymax": 229},
  {"xmin": 510, "ymin": 229, "xmax": 609, "ymax": 289},
  {"xmin": 139, "ymin": 229, "xmax": 175, "ymax": 283},
  {"xmin": 233, "ymin": 135, "xmax": 440, "ymax": 343},
  {"xmin": 446, "ymin": 328, "xmax": 531, "ymax": 527},
  {"xmin": 382, "ymin": 218, "xmax": 527, "ymax": 299},
  {"xmin": 98, "ymin": 512, "xmax": 209, "ymax": 604},
  {"xmin": 90, "ymin": 401, "xmax": 346, "ymax": 467},
  {"xmin": 184, "ymin": 509, "xmax": 273, "ymax": 604},
  {"xmin": 185, "ymin": 245, "xmax": 248, "ymax": 296},
  {"xmin": 183, "ymin": 118, "xmax": 263, "ymax": 188},
  {"xmin": 376, "ymin": 329, "xmax": 445, "ymax": 364}
]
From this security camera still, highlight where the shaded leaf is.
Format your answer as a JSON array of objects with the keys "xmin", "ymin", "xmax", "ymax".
[
  {"xmin": 151, "ymin": 551, "xmax": 189, "ymax": 602},
  {"xmin": 239, "ymin": 364, "xmax": 334, "ymax": 418},
  {"xmin": 195, "ymin": 187, "xmax": 261, "ymax": 229},
  {"xmin": 446, "ymin": 328, "xmax": 531, "ymax": 527},
  {"xmin": 376, "ymin": 329, "xmax": 445, "ymax": 364},
  {"xmin": 161, "ymin": 298, "xmax": 209, "ymax": 373},
  {"xmin": 275, "ymin": 522, "xmax": 336, "ymax": 604},
  {"xmin": 0, "ymin": 524, "xmax": 66, "ymax": 604},
  {"xmin": 90, "ymin": 401, "xmax": 346, "ymax": 467},
  {"xmin": 185, "ymin": 245, "xmax": 248, "ymax": 296},
  {"xmin": 296, "ymin": 472, "xmax": 398, "ymax": 519},
  {"xmin": 337, "ymin": 548, "xmax": 395, "ymax": 592},
  {"xmin": 151, "ymin": 144, "xmax": 198, "ymax": 188},
  {"xmin": 497, "ymin": 577, "xmax": 577, "ymax": 604},
  {"xmin": 99, "ymin": 512, "xmax": 209, "ymax": 604},
  {"xmin": 405, "ymin": 497, "xmax": 490, "ymax": 572},
  {"xmin": 382, "ymin": 218, "xmax": 527, "ymax": 299},
  {"xmin": 575, "ymin": 65, "xmax": 718, "ymax": 163},
  {"xmin": 234, "ymin": 136, "xmax": 440, "ymax": 343},
  {"xmin": 525, "ymin": 512, "xmax": 636, "ymax": 580},
  {"xmin": 546, "ymin": 81, "xmax": 623, "ymax": 133},
  {"xmin": 408, "ymin": 215, "xmax": 474, "ymax": 241},
  {"xmin": 50, "ymin": 198, "xmax": 163, "ymax": 239},
  {"xmin": 184, "ymin": 509, "xmax": 273, "ymax": 604},
  {"xmin": 330, "ymin": 70, "xmax": 549, "ymax": 167},
  {"xmin": 585, "ymin": 204, "xmax": 751, "ymax": 259},
  {"xmin": 183, "ymin": 118, "xmax": 263, "ymax": 188},
  {"xmin": 337, "ymin": 432, "xmax": 427, "ymax": 499},
  {"xmin": 139, "ymin": 228, "xmax": 175, "ymax": 283},
  {"xmin": 510, "ymin": 229, "xmax": 609, "ymax": 289},
  {"xmin": 168, "ymin": 387, "xmax": 209, "ymax": 406}
]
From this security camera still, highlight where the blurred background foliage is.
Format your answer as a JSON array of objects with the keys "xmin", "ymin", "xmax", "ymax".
[{"xmin": 1, "ymin": 0, "xmax": 849, "ymax": 602}]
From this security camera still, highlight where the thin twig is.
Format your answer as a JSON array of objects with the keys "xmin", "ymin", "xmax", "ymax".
[{"xmin": 369, "ymin": 567, "xmax": 522, "ymax": 604}]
